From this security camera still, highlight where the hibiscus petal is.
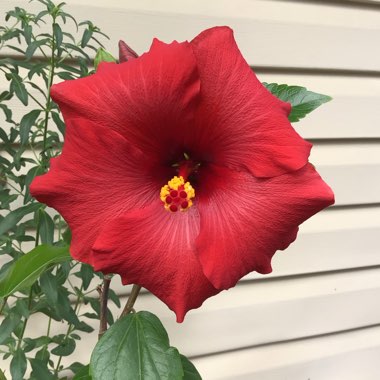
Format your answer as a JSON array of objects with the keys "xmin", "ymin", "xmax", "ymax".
[
  {"xmin": 51, "ymin": 39, "xmax": 200, "ymax": 162},
  {"xmin": 30, "ymin": 118, "xmax": 169, "ymax": 264},
  {"xmin": 190, "ymin": 26, "xmax": 311, "ymax": 177},
  {"xmin": 195, "ymin": 163, "xmax": 334, "ymax": 290},
  {"xmin": 92, "ymin": 202, "xmax": 219, "ymax": 322}
]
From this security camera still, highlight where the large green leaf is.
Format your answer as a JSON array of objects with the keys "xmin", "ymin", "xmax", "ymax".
[
  {"xmin": 180, "ymin": 355, "xmax": 202, "ymax": 380},
  {"xmin": 263, "ymin": 83, "xmax": 332, "ymax": 122},
  {"xmin": 90, "ymin": 311, "xmax": 183, "ymax": 380},
  {"xmin": 0, "ymin": 245, "xmax": 71, "ymax": 298}
]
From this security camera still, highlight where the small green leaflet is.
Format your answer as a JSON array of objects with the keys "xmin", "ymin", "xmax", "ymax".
[
  {"xmin": 0, "ymin": 245, "xmax": 71, "ymax": 298},
  {"xmin": 263, "ymin": 83, "xmax": 332, "ymax": 122},
  {"xmin": 90, "ymin": 311, "xmax": 184, "ymax": 380}
]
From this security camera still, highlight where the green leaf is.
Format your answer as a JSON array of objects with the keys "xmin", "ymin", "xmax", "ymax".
[
  {"xmin": 90, "ymin": 311, "xmax": 183, "ymax": 380},
  {"xmin": 51, "ymin": 337, "xmax": 76, "ymax": 356},
  {"xmin": 10, "ymin": 349, "xmax": 27, "ymax": 380},
  {"xmin": 30, "ymin": 359, "xmax": 55, "ymax": 380},
  {"xmin": 40, "ymin": 271, "xmax": 58, "ymax": 305},
  {"xmin": 73, "ymin": 364, "xmax": 92, "ymax": 380},
  {"xmin": 0, "ymin": 368, "xmax": 7, "ymax": 380},
  {"xmin": 0, "ymin": 245, "xmax": 71, "ymax": 298},
  {"xmin": 0, "ymin": 203, "xmax": 41, "ymax": 236},
  {"xmin": 55, "ymin": 287, "xmax": 81, "ymax": 325},
  {"xmin": 62, "ymin": 227, "xmax": 72, "ymax": 245},
  {"xmin": 0, "ymin": 90, "xmax": 12, "ymax": 102},
  {"xmin": 81, "ymin": 28, "xmax": 93, "ymax": 48},
  {"xmin": 25, "ymin": 38, "xmax": 50, "ymax": 60},
  {"xmin": 15, "ymin": 298, "xmax": 30, "ymax": 318},
  {"xmin": 51, "ymin": 111, "xmax": 66, "ymax": 135},
  {"xmin": 19, "ymin": 109, "xmax": 41, "ymax": 145},
  {"xmin": 24, "ymin": 165, "xmax": 45, "ymax": 204},
  {"xmin": 23, "ymin": 24, "xmax": 32, "ymax": 45},
  {"xmin": 0, "ymin": 313, "xmax": 22, "ymax": 345},
  {"xmin": 180, "ymin": 355, "xmax": 202, "ymax": 380},
  {"xmin": 94, "ymin": 47, "xmax": 116, "ymax": 70},
  {"xmin": 0, "ymin": 104, "xmax": 13, "ymax": 123},
  {"xmin": 39, "ymin": 209, "xmax": 55, "ymax": 245},
  {"xmin": 10, "ymin": 73, "xmax": 28, "ymax": 106},
  {"xmin": 53, "ymin": 23, "xmax": 63, "ymax": 49},
  {"xmin": 263, "ymin": 83, "xmax": 332, "ymax": 123},
  {"xmin": 79, "ymin": 263, "xmax": 94, "ymax": 290}
]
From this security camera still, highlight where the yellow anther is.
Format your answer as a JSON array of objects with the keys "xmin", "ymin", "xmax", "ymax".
[
  {"xmin": 167, "ymin": 176, "xmax": 185, "ymax": 190},
  {"xmin": 160, "ymin": 176, "xmax": 195, "ymax": 212},
  {"xmin": 184, "ymin": 182, "xmax": 195, "ymax": 199}
]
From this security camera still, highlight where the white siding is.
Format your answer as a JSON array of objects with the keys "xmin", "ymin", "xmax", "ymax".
[{"xmin": 1, "ymin": 0, "xmax": 380, "ymax": 379}]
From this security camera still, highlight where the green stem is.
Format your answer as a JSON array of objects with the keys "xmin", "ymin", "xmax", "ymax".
[
  {"xmin": 28, "ymin": 91, "xmax": 45, "ymax": 109},
  {"xmin": 42, "ymin": 16, "xmax": 57, "ymax": 154},
  {"xmin": 41, "ymin": 316, "xmax": 52, "ymax": 359},
  {"xmin": 16, "ymin": 288, "xmax": 33, "ymax": 350},
  {"xmin": 121, "ymin": 285, "xmax": 141, "ymax": 317},
  {"xmin": 54, "ymin": 286, "xmax": 83, "ymax": 376}
]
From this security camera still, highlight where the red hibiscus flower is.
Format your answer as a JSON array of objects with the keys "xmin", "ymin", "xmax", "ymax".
[{"xmin": 30, "ymin": 27, "xmax": 334, "ymax": 322}]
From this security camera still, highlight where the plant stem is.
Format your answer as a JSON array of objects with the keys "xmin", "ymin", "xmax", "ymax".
[
  {"xmin": 54, "ymin": 286, "xmax": 83, "ymax": 376},
  {"xmin": 16, "ymin": 288, "xmax": 33, "ymax": 350},
  {"xmin": 42, "ymin": 16, "xmax": 56, "ymax": 154},
  {"xmin": 98, "ymin": 275, "xmax": 112, "ymax": 340},
  {"xmin": 41, "ymin": 316, "xmax": 52, "ymax": 359},
  {"xmin": 121, "ymin": 285, "xmax": 141, "ymax": 317},
  {"xmin": 28, "ymin": 91, "xmax": 45, "ymax": 109}
]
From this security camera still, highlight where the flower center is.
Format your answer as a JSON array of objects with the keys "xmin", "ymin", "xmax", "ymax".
[{"xmin": 160, "ymin": 176, "xmax": 195, "ymax": 212}]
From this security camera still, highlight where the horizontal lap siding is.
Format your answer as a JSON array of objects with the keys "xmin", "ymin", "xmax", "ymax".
[{"xmin": 1, "ymin": 0, "xmax": 379, "ymax": 379}]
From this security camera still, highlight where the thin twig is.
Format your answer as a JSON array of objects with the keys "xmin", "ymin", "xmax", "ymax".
[
  {"xmin": 98, "ymin": 275, "xmax": 112, "ymax": 340},
  {"xmin": 121, "ymin": 285, "xmax": 141, "ymax": 318}
]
